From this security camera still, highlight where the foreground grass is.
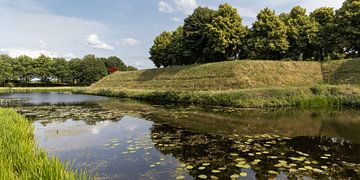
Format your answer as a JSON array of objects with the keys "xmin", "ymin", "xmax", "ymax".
[
  {"xmin": 0, "ymin": 108, "xmax": 94, "ymax": 179},
  {"xmin": 0, "ymin": 87, "xmax": 76, "ymax": 93},
  {"xmin": 76, "ymin": 85, "xmax": 360, "ymax": 108}
]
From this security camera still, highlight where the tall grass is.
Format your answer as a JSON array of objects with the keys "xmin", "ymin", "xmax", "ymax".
[
  {"xmin": 0, "ymin": 87, "xmax": 76, "ymax": 94},
  {"xmin": 0, "ymin": 108, "xmax": 94, "ymax": 179}
]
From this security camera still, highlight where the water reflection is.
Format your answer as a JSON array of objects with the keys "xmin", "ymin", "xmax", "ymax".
[{"xmin": 1, "ymin": 93, "xmax": 360, "ymax": 179}]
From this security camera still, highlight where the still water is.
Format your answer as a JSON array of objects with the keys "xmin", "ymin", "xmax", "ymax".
[{"xmin": 1, "ymin": 92, "xmax": 360, "ymax": 179}]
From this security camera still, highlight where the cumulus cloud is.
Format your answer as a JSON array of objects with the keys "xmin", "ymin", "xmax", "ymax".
[
  {"xmin": 175, "ymin": 0, "xmax": 198, "ymax": 14},
  {"xmin": 0, "ymin": 48, "xmax": 57, "ymax": 58},
  {"xmin": 64, "ymin": 53, "xmax": 78, "ymax": 60},
  {"xmin": 158, "ymin": 1, "xmax": 175, "ymax": 13},
  {"xmin": 0, "ymin": 0, "xmax": 109, "ymax": 58},
  {"xmin": 158, "ymin": 0, "xmax": 198, "ymax": 15},
  {"xmin": 85, "ymin": 34, "xmax": 114, "ymax": 50},
  {"xmin": 117, "ymin": 38, "xmax": 141, "ymax": 46},
  {"xmin": 171, "ymin": 17, "xmax": 181, "ymax": 22}
]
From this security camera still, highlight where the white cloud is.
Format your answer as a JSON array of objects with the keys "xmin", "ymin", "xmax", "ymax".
[
  {"xmin": 85, "ymin": 34, "xmax": 114, "ymax": 50},
  {"xmin": 299, "ymin": 0, "xmax": 344, "ymax": 12},
  {"xmin": 117, "ymin": 38, "xmax": 141, "ymax": 46},
  {"xmin": 171, "ymin": 17, "xmax": 181, "ymax": 22},
  {"xmin": 175, "ymin": 0, "xmax": 198, "ymax": 14},
  {"xmin": 158, "ymin": 1, "xmax": 175, "ymax": 13},
  {"xmin": 158, "ymin": 0, "xmax": 198, "ymax": 15},
  {"xmin": 64, "ymin": 53, "xmax": 78, "ymax": 60},
  {"xmin": 0, "ymin": 48, "xmax": 57, "ymax": 58},
  {"xmin": 0, "ymin": 0, "xmax": 109, "ymax": 58},
  {"xmin": 38, "ymin": 40, "xmax": 47, "ymax": 49},
  {"xmin": 236, "ymin": 7, "xmax": 258, "ymax": 18}
]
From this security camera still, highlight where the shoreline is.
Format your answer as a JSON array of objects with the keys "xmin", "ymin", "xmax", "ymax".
[
  {"xmin": 74, "ymin": 85, "xmax": 360, "ymax": 108},
  {"xmin": 0, "ymin": 108, "xmax": 93, "ymax": 179}
]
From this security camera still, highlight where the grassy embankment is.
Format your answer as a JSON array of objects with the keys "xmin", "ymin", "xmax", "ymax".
[
  {"xmin": 0, "ymin": 108, "xmax": 93, "ymax": 179},
  {"xmin": 76, "ymin": 59, "xmax": 359, "ymax": 108}
]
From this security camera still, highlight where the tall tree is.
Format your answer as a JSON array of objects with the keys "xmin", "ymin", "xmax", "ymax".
[
  {"xmin": 205, "ymin": 3, "xmax": 247, "ymax": 61},
  {"xmin": 51, "ymin": 58, "xmax": 70, "ymax": 83},
  {"xmin": 250, "ymin": 7, "xmax": 289, "ymax": 60},
  {"xmin": 80, "ymin": 55, "xmax": 108, "ymax": 85},
  {"xmin": 13, "ymin": 55, "xmax": 34, "ymax": 84},
  {"xmin": 149, "ymin": 31, "xmax": 173, "ymax": 68},
  {"xmin": 0, "ymin": 56, "xmax": 13, "ymax": 86},
  {"xmin": 336, "ymin": 0, "xmax": 360, "ymax": 56},
  {"xmin": 283, "ymin": 6, "xmax": 319, "ymax": 60},
  {"xmin": 310, "ymin": 7, "xmax": 340, "ymax": 60},
  {"xmin": 166, "ymin": 26, "xmax": 188, "ymax": 66},
  {"xmin": 103, "ymin": 56, "xmax": 127, "ymax": 72},
  {"xmin": 34, "ymin": 55, "xmax": 52, "ymax": 83},
  {"xmin": 183, "ymin": 7, "xmax": 216, "ymax": 63}
]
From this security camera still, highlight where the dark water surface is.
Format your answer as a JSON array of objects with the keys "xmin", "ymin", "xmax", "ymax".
[{"xmin": 1, "ymin": 93, "xmax": 360, "ymax": 179}]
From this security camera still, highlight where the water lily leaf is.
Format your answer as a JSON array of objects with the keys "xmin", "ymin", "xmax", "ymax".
[
  {"xmin": 240, "ymin": 172, "xmax": 247, "ymax": 177},
  {"xmin": 198, "ymin": 166, "xmax": 205, "ymax": 170},
  {"xmin": 175, "ymin": 175, "xmax": 185, "ymax": 180},
  {"xmin": 186, "ymin": 165, "xmax": 193, "ymax": 170},
  {"xmin": 198, "ymin": 174, "xmax": 207, "ymax": 179},
  {"xmin": 230, "ymin": 174, "xmax": 240, "ymax": 179},
  {"xmin": 211, "ymin": 170, "xmax": 220, "ymax": 173},
  {"xmin": 202, "ymin": 163, "xmax": 210, "ymax": 166},
  {"xmin": 268, "ymin": 170, "xmax": 278, "ymax": 175}
]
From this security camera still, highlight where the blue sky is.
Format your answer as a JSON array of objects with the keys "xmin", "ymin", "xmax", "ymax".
[{"xmin": 0, "ymin": 0, "xmax": 344, "ymax": 69}]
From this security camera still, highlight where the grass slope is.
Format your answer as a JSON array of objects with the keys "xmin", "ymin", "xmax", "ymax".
[
  {"xmin": 82, "ymin": 59, "xmax": 360, "ymax": 108},
  {"xmin": 91, "ymin": 60, "xmax": 323, "ymax": 90},
  {"xmin": 0, "ymin": 108, "xmax": 93, "ymax": 179}
]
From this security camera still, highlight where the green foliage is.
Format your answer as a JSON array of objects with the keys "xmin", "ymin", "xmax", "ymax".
[
  {"xmin": 80, "ymin": 55, "xmax": 108, "ymax": 85},
  {"xmin": 0, "ymin": 54, "xmax": 134, "ymax": 86},
  {"xmin": 310, "ymin": 7, "xmax": 340, "ymax": 60},
  {"xmin": 336, "ymin": 0, "xmax": 360, "ymax": 56},
  {"xmin": 0, "ymin": 108, "xmax": 94, "ymax": 179},
  {"xmin": 103, "ymin": 56, "xmax": 128, "ymax": 71},
  {"xmin": 149, "ymin": 31, "xmax": 173, "ymax": 67},
  {"xmin": 34, "ymin": 55, "xmax": 52, "ymax": 83},
  {"xmin": 250, "ymin": 8, "xmax": 289, "ymax": 59},
  {"xmin": 0, "ymin": 55, "xmax": 13, "ymax": 86},
  {"xmin": 183, "ymin": 7, "xmax": 216, "ymax": 63},
  {"xmin": 206, "ymin": 3, "xmax": 247, "ymax": 61},
  {"xmin": 282, "ymin": 6, "xmax": 319, "ymax": 60},
  {"xmin": 51, "ymin": 58, "xmax": 70, "ymax": 83},
  {"xmin": 149, "ymin": 2, "xmax": 359, "ymax": 66}
]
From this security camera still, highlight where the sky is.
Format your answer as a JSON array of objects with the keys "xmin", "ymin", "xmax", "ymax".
[{"xmin": 0, "ymin": 0, "xmax": 345, "ymax": 69}]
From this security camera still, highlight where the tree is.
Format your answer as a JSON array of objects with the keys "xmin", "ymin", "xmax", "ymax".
[
  {"xmin": 80, "ymin": 55, "xmax": 108, "ymax": 85},
  {"xmin": 69, "ymin": 58, "xmax": 83, "ymax": 84},
  {"xmin": 51, "ymin": 58, "xmax": 70, "ymax": 83},
  {"xmin": 150, "ymin": 31, "xmax": 173, "ymax": 68},
  {"xmin": 205, "ymin": 3, "xmax": 248, "ymax": 61},
  {"xmin": 336, "ymin": 0, "xmax": 360, "ymax": 56},
  {"xmin": 250, "ymin": 7, "xmax": 289, "ymax": 60},
  {"xmin": 183, "ymin": 7, "xmax": 216, "ymax": 63},
  {"xmin": 0, "ymin": 55, "xmax": 13, "ymax": 86},
  {"xmin": 12, "ymin": 55, "xmax": 34, "ymax": 84},
  {"xmin": 34, "ymin": 55, "xmax": 52, "ymax": 83},
  {"xmin": 310, "ymin": 7, "xmax": 340, "ymax": 60},
  {"xmin": 103, "ymin": 56, "xmax": 127, "ymax": 73},
  {"xmin": 283, "ymin": 6, "xmax": 319, "ymax": 60}
]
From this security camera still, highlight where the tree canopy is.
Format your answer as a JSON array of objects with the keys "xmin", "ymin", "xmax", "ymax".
[{"xmin": 149, "ymin": 1, "xmax": 360, "ymax": 68}]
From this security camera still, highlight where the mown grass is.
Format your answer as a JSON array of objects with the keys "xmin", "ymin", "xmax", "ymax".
[
  {"xmin": 83, "ymin": 59, "xmax": 360, "ymax": 108},
  {"xmin": 0, "ymin": 87, "xmax": 76, "ymax": 93},
  {"xmin": 91, "ymin": 60, "xmax": 323, "ymax": 91},
  {"xmin": 0, "ymin": 108, "xmax": 94, "ymax": 179}
]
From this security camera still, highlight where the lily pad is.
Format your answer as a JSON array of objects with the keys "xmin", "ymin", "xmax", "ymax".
[{"xmin": 198, "ymin": 174, "xmax": 207, "ymax": 179}]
